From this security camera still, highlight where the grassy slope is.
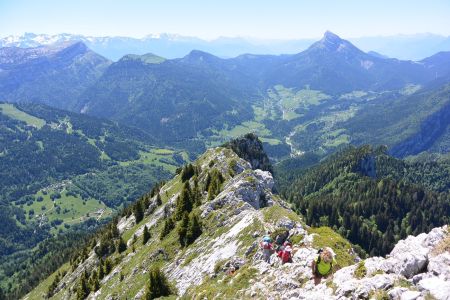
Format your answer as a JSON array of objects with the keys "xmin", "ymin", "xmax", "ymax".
[
  {"xmin": 119, "ymin": 148, "xmax": 190, "ymax": 173},
  {"xmin": 0, "ymin": 103, "xmax": 46, "ymax": 128},
  {"xmin": 19, "ymin": 190, "xmax": 112, "ymax": 234}
]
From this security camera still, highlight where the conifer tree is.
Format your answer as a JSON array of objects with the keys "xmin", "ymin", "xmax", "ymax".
[
  {"xmin": 91, "ymin": 276, "xmax": 100, "ymax": 292},
  {"xmin": 104, "ymin": 258, "xmax": 113, "ymax": 275},
  {"xmin": 143, "ymin": 225, "xmax": 151, "ymax": 245},
  {"xmin": 177, "ymin": 212, "xmax": 189, "ymax": 247},
  {"xmin": 144, "ymin": 195, "xmax": 150, "ymax": 210},
  {"xmin": 207, "ymin": 181, "xmax": 218, "ymax": 201},
  {"xmin": 186, "ymin": 213, "xmax": 202, "ymax": 245},
  {"xmin": 89, "ymin": 270, "xmax": 100, "ymax": 292},
  {"xmin": 192, "ymin": 176, "xmax": 202, "ymax": 207},
  {"xmin": 110, "ymin": 219, "xmax": 120, "ymax": 238},
  {"xmin": 160, "ymin": 217, "xmax": 175, "ymax": 240},
  {"xmin": 204, "ymin": 172, "xmax": 212, "ymax": 192},
  {"xmin": 181, "ymin": 163, "xmax": 195, "ymax": 182},
  {"xmin": 145, "ymin": 266, "xmax": 171, "ymax": 300},
  {"xmin": 175, "ymin": 182, "xmax": 193, "ymax": 220},
  {"xmin": 117, "ymin": 237, "xmax": 127, "ymax": 253},
  {"xmin": 156, "ymin": 193, "xmax": 162, "ymax": 206},
  {"xmin": 207, "ymin": 169, "xmax": 223, "ymax": 200},
  {"xmin": 133, "ymin": 201, "xmax": 144, "ymax": 223},
  {"xmin": 76, "ymin": 271, "xmax": 90, "ymax": 300},
  {"xmin": 98, "ymin": 259, "xmax": 105, "ymax": 279}
]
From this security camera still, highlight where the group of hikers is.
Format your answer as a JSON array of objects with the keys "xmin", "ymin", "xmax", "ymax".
[{"xmin": 259, "ymin": 231, "xmax": 335, "ymax": 284}]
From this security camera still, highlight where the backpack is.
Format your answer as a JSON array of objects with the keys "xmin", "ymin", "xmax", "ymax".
[
  {"xmin": 281, "ymin": 247, "xmax": 292, "ymax": 263},
  {"xmin": 262, "ymin": 241, "xmax": 271, "ymax": 250},
  {"xmin": 316, "ymin": 248, "xmax": 333, "ymax": 268},
  {"xmin": 316, "ymin": 255, "xmax": 333, "ymax": 275}
]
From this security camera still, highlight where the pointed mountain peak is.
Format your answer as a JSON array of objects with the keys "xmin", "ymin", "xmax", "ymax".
[
  {"xmin": 322, "ymin": 31, "xmax": 342, "ymax": 43},
  {"xmin": 307, "ymin": 31, "xmax": 363, "ymax": 55},
  {"xmin": 318, "ymin": 31, "xmax": 346, "ymax": 49}
]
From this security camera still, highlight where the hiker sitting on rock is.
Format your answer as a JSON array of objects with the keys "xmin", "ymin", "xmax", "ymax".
[
  {"xmin": 277, "ymin": 241, "xmax": 293, "ymax": 264},
  {"xmin": 260, "ymin": 232, "xmax": 274, "ymax": 263},
  {"xmin": 311, "ymin": 247, "xmax": 336, "ymax": 285}
]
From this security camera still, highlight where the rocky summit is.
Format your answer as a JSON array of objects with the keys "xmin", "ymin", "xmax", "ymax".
[{"xmin": 26, "ymin": 144, "xmax": 450, "ymax": 300}]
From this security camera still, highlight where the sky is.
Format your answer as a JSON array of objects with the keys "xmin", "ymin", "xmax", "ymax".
[{"xmin": 1, "ymin": 0, "xmax": 450, "ymax": 39}]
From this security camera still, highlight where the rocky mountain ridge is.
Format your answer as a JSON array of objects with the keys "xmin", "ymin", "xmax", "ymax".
[
  {"xmin": 0, "ymin": 41, "xmax": 89, "ymax": 66},
  {"xmin": 0, "ymin": 42, "xmax": 111, "ymax": 110},
  {"xmin": 25, "ymin": 143, "xmax": 450, "ymax": 300}
]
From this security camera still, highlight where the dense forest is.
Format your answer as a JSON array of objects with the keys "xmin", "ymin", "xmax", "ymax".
[
  {"xmin": 0, "ymin": 103, "xmax": 177, "ymax": 296},
  {"xmin": 276, "ymin": 145, "xmax": 450, "ymax": 255},
  {"xmin": 0, "ymin": 222, "xmax": 100, "ymax": 299},
  {"xmin": 0, "ymin": 103, "xmax": 171, "ymax": 254},
  {"xmin": 0, "ymin": 103, "xmax": 157, "ymax": 203}
]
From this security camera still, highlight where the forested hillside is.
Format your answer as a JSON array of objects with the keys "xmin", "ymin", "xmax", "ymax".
[
  {"xmin": 346, "ymin": 81, "xmax": 450, "ymax": 157},
  {"xmin": 276, "ymin": 145, "xmax": 450, "ymax": 255},
  {"xmin": 0, "ymin": 102, "xmax": 186, "ymax": 296},
  {"xmin": 75, "ymin": 49, "xmax": 257, "ymax": 150}
]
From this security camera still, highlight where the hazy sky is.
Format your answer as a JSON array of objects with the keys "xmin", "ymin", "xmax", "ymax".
[{"xmin": 1, "ymin": 0, "xmax": 450, "ymax": 39}]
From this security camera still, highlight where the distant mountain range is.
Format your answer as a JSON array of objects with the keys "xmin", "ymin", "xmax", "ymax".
[
  {"xmin": 1, "ymin": 31, "xmax": 449, "ymax": 158},
  {"xmin": 1, "ymin": 32, "xmax": 449, "ymax": 61}
]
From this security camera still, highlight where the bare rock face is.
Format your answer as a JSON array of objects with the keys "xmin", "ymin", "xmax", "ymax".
[
  {"xmin": 117, "ymin": 215, "xmax": 136, "ymax": 234},
  {"xmin": 428, "ymin": 252, "xmax": 450, "ymax": 279},
  {"xmin": 335, "ymin": 273, "xmax": 400, "ymax": 299},
  {"xmin": 222, "ymin": 133, "xmax": 273, "ymax": 172},
  {"xmin": 381, "ymin": 227, "xmax": 448, "ymax": 279},
  {"xmin": 201, "ymin": 168, "xmax": 274, "ymax": 218},
  {"xmin": 329, "ymin": 225, "xmax": 449, "ymax": 300},
  {"xmin": 418, "ymin": 276, "xmax": 450, "ymax": 300},
  {"xmin": 55, "ymin": 251, "xmax": 99, "ymax": 295}
]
